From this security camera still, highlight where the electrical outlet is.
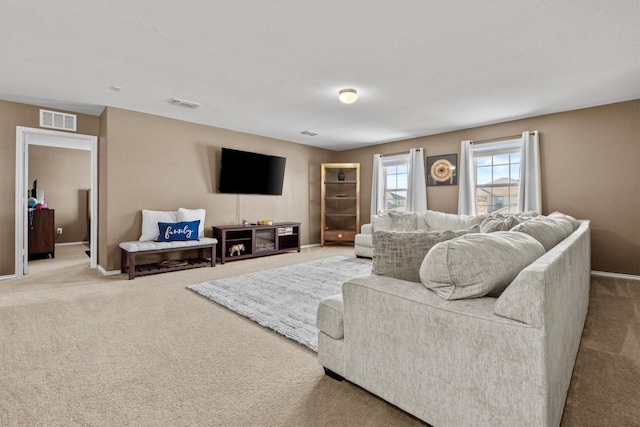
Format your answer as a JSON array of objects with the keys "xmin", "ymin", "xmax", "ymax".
[{"xmin": 57, "ymin": 228, "xmax": 63, "ymax": 235}]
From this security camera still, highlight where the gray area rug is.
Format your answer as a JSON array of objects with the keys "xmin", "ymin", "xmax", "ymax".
[{"xmin": 188, "ymin": 256, "xmax": 372, "ymax": 352}]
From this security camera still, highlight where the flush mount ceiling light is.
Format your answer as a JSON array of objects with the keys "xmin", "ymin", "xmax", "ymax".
[{"xmin": 338, "ymin": 88, "xmax": 358, "ymax": 104}]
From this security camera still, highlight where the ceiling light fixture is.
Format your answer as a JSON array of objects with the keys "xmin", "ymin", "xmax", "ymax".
[{"xmin": 338, "ymin": 88, "xmax": 358, "ymax": 104}]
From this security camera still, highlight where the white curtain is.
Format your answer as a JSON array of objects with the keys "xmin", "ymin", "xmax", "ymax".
[
  {"xmin": 370, "ymin": 154, "xmax": 385, "ymax": 215},
  {"xmin": 518, "ymin": 130, "xmax": 541, "ymax": 212},
  {"xmin": 406, "ymin": 148, "xmax": 427, "ymax": 212},
  {"xmin": 457, "ymin": 140, "xmax": 476, "ymax": 215}
]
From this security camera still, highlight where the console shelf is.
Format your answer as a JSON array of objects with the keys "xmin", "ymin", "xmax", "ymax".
[{"xmin": 213, "ymin": 222, "xmax": 301, "ymax": 264}]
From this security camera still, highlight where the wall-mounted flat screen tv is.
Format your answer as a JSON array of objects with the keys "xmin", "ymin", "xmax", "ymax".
[{"xmin": 218, "ymin": 148, "xmax": 286, "ymax": 195}]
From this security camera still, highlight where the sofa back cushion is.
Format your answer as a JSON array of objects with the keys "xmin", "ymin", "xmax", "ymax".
[
  {"xmin": 420, "ymin": 210, "xmax": 485, "ymax": 231},
  {"xmin": 510, "ymin": 216, "xmax": 573, "ymax": 251},
  {"xmin": 139, "ymin": 210, "xmax": 179, "ymax": 241},
  {"xmin": 420, "ymin": 231, "xmax": 545, "ymax": 300},
  {"xmin": 372, "ymin": 227, "xmax": 477, "ymax": 282}
]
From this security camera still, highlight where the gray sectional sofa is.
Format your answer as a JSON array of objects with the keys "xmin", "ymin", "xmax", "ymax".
[{"xmin": 318, "ymin": 211, "xmax": 590, "ymax": 427}]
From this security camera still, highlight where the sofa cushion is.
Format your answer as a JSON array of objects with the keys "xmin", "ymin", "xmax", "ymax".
[
  {"xmin": 317, "ymin": 294, "xmax": 344, "ymax": 339},
  {"xmin": 178, "ymin": 207, "xmax": 206, "ymax": 237},
  {"xmin": 139, "ymin": 210, "xmax": 179, "ymax": 241},
  {"xmin": 420, "ymin": 210, "xmax": 485, "ymax": 231},
  {"xmin": 420, "ymin": 231, "xmax": 545, "ymax": 300},
  {"xmin": 372, "ymin": 226, "xmax": 478, "ymax": 283},
  {"xmin": 510, "ymin": 216, "xmax": 573, "ymax": 251}
]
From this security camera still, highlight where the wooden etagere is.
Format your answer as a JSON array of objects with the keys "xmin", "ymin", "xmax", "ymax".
[{"xmin": 321, "ymin": 163, "xmax": 360, "ymax": 246}]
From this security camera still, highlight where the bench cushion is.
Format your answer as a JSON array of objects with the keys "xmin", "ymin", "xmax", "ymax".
[{"xmin": 120, "ymin": 237, "xmax": 217, "ymax": 253}]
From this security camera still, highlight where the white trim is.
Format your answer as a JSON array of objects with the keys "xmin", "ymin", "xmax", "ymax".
[
  {"xmin": 301, "ymin": 243, "xmax": 321, "ymax": 249},
  {"xmin": 0, "ymin": 274, "xmax": 17, "ymax": 281},
  {"xmin": 98, "ymin": 265, "xmax": 122, "ymax": 276},
  {"xmin": 591, "ymin": 270, "xmax": 640, "ymax": 281},
  {"xmin": 15, "ymin": 127, "xmax": 98, "ymax": 278},
  {"xmin": 55, "ymin": 241, "xmax": 90, "ymax": 247}
]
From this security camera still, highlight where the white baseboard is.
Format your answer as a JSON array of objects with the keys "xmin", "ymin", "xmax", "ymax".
[
  {"xmin": 301, "ymin": 243, "xmax": 321, "ymax": 249},
  {"xmin": 0, "ymin": 274, "xmax": 17, "ymax": 281},
  {"xmin": 55, "ymin": 241, "xmax": 90, "ymax": 247},
  {"xmin": 98, "ymin": 265, "xmax": 122, "ymax": 276},
  {"xmin": 591, "ymin": 270, "xmax": 640, "ymax": 281}
]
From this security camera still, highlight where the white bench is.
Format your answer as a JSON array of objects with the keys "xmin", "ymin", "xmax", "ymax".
[{"xmin": 119, "ymin": 238, "xmax": 217, "ymax": 280}]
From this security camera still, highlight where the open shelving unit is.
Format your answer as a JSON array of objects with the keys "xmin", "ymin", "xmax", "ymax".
[
  {"xmin": 213, "ymin": 222, "xmax": 301, "ymax": 264},
  {"xmin": 321, "ymin": 163, "xmax": 360, "ymax": 246}
]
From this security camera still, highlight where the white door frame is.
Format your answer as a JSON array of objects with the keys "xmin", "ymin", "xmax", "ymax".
[{"xmin": 15, "ymin": 126, "xmax": 98, "ymax": 277}]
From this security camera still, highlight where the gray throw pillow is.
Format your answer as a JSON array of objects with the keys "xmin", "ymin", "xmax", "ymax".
[
  {"xmin": 372, "ymin": 229, "xmax": 473, "ymax": 283},
  {"xmin": 420, "ymin": 231, "xmax": 545, "ymax": 300},
  {"xmin": 548, "ymin": 211, "xmax": 580, "ymax": 231},
  {"xmin": 387, "ymin": 211, "xmax": 418, "ymax": 231},
  {"xmin": 480, "ymin": 215, "xmax": 523, "ymax": 233},
  {"xmin": 510, "ymin": 216, "xmax": 573, "ymax": 251}
]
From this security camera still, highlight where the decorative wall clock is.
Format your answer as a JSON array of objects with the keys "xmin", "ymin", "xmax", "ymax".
[{"xmin": 426, "ymin": 154, "xmax": 457, "ymax": 186}]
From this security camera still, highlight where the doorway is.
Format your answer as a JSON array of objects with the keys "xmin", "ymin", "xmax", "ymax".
[{"xmin": 15, "ymin": 127, "xmax": 98, "ymax": 277}]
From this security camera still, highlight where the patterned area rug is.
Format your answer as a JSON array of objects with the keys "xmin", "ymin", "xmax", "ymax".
[{"xmin": 188, "ymin": 256, "xmax": 372, "ymax": 352}]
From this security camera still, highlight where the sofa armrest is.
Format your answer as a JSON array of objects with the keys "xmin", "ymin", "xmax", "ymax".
[{"xmin": 360, "ymin": 223, "xmax": 372, "ymax": 234}]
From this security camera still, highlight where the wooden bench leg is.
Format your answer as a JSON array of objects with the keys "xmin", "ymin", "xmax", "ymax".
[
  {"xmin": 210, "ymin": 243, "xmax": 216, "ymax": 267},
  {"xmin": 128, "ymin": 251, "xmax": 136, "ymax": 280},
  {"xmin": 121, "ymin": 249, "xmax": 127, "ymax": 274}
]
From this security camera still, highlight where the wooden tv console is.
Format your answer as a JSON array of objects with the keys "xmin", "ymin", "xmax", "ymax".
[{"xmin": 213, "ymin": 222, "xmax": 300, "ymax": 264}]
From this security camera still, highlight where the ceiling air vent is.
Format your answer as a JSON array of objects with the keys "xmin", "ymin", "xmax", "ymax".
[
  {"xmin": 40, "ymin": 109, "xmax": 77, "ymax": 132},
  {"xmin": 168, "ymin": 98, "xmax": 201, "ymax": 109},
  {"xmin": 301, "ymin": 130, "xmax": 319, "ymax": 136}
]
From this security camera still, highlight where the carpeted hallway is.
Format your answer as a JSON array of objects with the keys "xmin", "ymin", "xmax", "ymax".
[{"xmin": 0, "ymin": 245, "xmax": 638, "ymax": 426}]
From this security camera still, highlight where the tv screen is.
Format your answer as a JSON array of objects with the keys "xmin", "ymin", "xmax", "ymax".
[{"xmin": 218, "ymin": 148, "xmax": 286, "ymax": 195}]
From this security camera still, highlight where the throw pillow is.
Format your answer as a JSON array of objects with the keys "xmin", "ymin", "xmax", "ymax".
[
  {"xmin": 421, "ymin": 210, "xmax": 485, "ymax": 231},
  {"xmin": 387, "ymin": 211, "xmax": 418, "ymax": 231},
  {"xmin": 178, "ymin": 207, "xmax": 206, "ymax": 237},
  {"xmin": 372, "ymin": 228, "xmax": 475, "ymax": 283},
  {"xmin": 372, "ymin": 214, "xmax": 392, "ymax": 232},
  {"xmin": 510, "ymin": 216, "xmax": 573, "ymax": 251},
  {"xmin": 139, "ymin": 210, "xmax": 179, "ymax": 241},
  {"xmin": 480, "ymin": 215, "xmax": 523, "ymax": 233},
  {"xmin": 156, "ymin": 220, "xmax": 200, "ymax": 242},
  {"xmin": 548, "ymin": 211, "xmax": 580, "ymax": 231},
  {"xmin": 419, "ymin": 231, "xmax": 545, "ymax": 300}
]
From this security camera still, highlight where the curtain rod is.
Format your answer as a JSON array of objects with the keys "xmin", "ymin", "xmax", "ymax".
[
  {"xmin": 379, "ymin": 148, "xmax": 422, "ymax": 157},
  {"xmin": 471, "ymin": 131, "xmax": 536, "ymax": 145}
]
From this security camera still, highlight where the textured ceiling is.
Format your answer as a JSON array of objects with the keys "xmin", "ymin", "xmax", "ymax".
[{"xmin": 1, "ymin": 1, "xmax": 638, "ymax": 150}]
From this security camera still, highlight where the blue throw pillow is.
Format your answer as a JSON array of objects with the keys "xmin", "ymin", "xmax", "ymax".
[{"xmin": 156, "ymin": 220, "xmax": 200, "ymax": 242}]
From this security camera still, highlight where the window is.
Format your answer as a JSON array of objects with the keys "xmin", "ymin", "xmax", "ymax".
[
  {"xmin": 383, "ymin": 155, "xmax": 409, "ymax": 212},
  {"xmin": 473, "ymin": 139, "xmax": 521, "ymax": 215}
]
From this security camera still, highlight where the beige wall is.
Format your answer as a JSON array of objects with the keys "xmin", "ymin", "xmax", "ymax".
[
  {"xmin": 339, "ymin": 100, "xmax": 640, "ymax": 276},
  {"xmin": 2, "ymin": 99, "xmax": 638, "ymax": 277},
  {"xmin": 98, "ymin": 107, "xmax": 338, "ymax": 271},
  {"xmin": 28, "ymin": 145, "xmax": 91, "ymax": 243},
  {"xmin": 0, "ymin": 100, "xmax": 99, "ymax": 276}
]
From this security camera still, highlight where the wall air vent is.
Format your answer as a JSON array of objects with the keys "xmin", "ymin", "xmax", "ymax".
[
  {"xmin": 301, "ymin": 130, "xmax": 319, "ymax": 136},
  {"xmin": 39, "ymin": 109, "xmax": 77, "ymax": 132},
  {"xmin": 168, "ymin": 98, "xmax": 201, "ymax": 109}
]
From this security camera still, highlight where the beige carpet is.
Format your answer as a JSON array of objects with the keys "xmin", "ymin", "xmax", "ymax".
[{"xmin": 0, "ymin": 245, "xmax": 638, "ymax": 427}]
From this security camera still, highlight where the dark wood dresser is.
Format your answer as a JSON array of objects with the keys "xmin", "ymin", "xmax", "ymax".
[{"xmin": 29, "ymin": 209, "xmax": 55, "ymax": 259}]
